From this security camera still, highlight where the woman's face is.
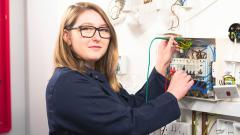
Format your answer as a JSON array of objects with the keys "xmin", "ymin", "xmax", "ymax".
[{"xmin": 67, "ymin": 9, "xmax": 110, "ymax": 66}]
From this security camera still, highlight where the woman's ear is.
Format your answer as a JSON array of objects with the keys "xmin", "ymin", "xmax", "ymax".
[{"xmin": 63, "ymin": 30, "xmax": 72, "ymax": 46}]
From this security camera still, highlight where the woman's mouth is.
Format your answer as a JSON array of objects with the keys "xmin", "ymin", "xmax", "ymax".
[{"xmin": 89, "ymin": 46, "xmax": 101, "ymax": 48}]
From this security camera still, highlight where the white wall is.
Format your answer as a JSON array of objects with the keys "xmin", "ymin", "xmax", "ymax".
[{"xmin": 7, "ymin": 0, "xmax": 240, "ymax": 135}]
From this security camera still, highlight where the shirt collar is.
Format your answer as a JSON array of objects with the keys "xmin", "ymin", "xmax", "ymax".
[{"xmin": 86, "ymin": 69, "xmax": 107, "ymax": 83}]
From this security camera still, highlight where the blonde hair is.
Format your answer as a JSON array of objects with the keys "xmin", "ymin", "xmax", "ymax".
[{"xmin": 54, "ymin": 2, "xmax": 120, "ymax": 92}]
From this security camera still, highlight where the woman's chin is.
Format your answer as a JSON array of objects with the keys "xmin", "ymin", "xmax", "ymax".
[{"xmin": 88, "ymin": 56, "xmax": 102, "ymax": 62}]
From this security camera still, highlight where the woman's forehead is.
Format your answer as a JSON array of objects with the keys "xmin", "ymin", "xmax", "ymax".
[{"xmin": 74, "ymin": 9, "xmax": 107, "ymax": 27}]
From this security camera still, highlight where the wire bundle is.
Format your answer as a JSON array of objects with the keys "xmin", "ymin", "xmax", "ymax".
[{"xmin": 178, "ymin": 39, "xmax": 192, "ymax": 50}]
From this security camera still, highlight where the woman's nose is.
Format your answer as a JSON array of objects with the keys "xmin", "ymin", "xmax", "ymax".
[{"xmin": 92, "ymin": 31, "xmax": 101, "ymax": 40}]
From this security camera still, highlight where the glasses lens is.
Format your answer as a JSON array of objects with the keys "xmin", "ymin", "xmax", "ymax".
[
  {"xmin": 99, "ymin": 28, "xmax": 111, "ymax": 38},
  {"xmin": 80, "ymin": 26, "xmax": 96, "ymax": 38}
]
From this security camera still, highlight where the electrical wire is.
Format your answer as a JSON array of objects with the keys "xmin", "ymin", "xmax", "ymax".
[
  {"xmin": 203, "ymin": 119, "xmax": 217, "ymax": 135},
  {"xmin": 146, "ymin": 37, "xmax": 193, "ymax": 101},
  {"xmin": 191, "ymin": 72, "xmax": 212, "ymax": 95},
  {"xmin": 191, "ymin": 39, "xmax": 216, "ymax": 61},
  {"xmin": 168, "ymin": 0, "xmax": 181, "ymax": 31},
  {"xmin": 146, "ymin": 36, "xmax": 188, "ymax": 102},
  {"xmin": 108, "ymin": 0, "xmax": 125, "ymax": 20},
  {"xmin": 189, "ymin": 40, "xmax": 216, "ymax": 94},
  {"xmin": 146, "ymin": 37, "xmax": 162, "ymax": 102},
  {"xmin": 146, "ymin": 37, "xmax": 194, "ymax": 100},
  {"xmin": 193, "ymin": 112, "xmax": 201, "ymax": 135},
  {"xmin": 191, "ymin": 48, "xmax": 207, "ymax": 59},
  {"xmin": 208, "ymin": 45, "xmax": 216, "ymax": 61},
  {"xmin": 185, "ymin": 39, "xmax": 216, "ymax": 96},
  {"xmin": 203, "ymin": 114, "xmax": 218, "ymax": 135},
  {"xmin": 178, "ymin": 39, "xmax": 193, "ymax": 50}
]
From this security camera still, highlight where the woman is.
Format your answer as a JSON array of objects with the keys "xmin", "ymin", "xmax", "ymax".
[{"xmin": 46, "ymin": 2, "xmax": 194, "ymax": 135}]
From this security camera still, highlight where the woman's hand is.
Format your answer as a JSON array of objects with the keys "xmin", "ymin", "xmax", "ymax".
[
  {"xmin": 155, "ymin": 36, "xmax": 178, "ymax": 76},
  {"xmin": 167, "ymin": 70, "xmax": 194, "ymax": 101}
]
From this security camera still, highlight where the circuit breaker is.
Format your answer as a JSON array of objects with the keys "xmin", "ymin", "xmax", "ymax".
[
  {"xmin": 169, "ymin": 38, "xmax": 216, "ymax": 98},
  {"xmin": 0, "ymin": 0, "xmax": 11, "ymax": 133}
]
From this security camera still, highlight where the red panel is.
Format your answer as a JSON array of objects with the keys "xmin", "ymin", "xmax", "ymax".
[{"xmin": 0, "ymin": 0, "xmax": 11, "ymax": 133}]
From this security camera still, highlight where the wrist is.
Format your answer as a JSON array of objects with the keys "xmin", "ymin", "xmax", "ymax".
[
  {"xmin": 155, "ymin": 64, "xmax": 168, "ymax": 77},
  {"xmin": 167, "ymin": 90, "xmax": 180, "ymax": 101}
]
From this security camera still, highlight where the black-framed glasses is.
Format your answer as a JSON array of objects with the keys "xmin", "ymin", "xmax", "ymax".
[{"xmin": 69, "ymin": 25, "xmax": 111, "ymax": 39}]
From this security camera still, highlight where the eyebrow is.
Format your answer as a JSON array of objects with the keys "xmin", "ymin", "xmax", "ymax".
[{"xmin": 80, "ymin": 23, "xmax": 108, "ymax": 27}]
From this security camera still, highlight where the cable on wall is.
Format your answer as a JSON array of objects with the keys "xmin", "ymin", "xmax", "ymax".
[
  {"xmin": 108, "ymin": 0, "xmax": 125, "ymax": 21},
  {"xmin": 168, "ymin": 0, "xmax": 181, "ymax": 31}
]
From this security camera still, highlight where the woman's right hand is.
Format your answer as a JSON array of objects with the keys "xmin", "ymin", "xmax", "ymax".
[
  {"xmin": 155, "ymin": 36, "xmax": 178, "ymax": 77},
  {"xmin": 167, "ymin": 70, "xmax": 194, "ymax": 101}
]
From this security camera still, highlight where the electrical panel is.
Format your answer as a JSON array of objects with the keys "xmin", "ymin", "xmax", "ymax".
[
  {"xmin": 169, "ymin": 38, "xmax": 216, "ymax": 98},
  {"xmin": 0, "ymin": 0, "xmax": 11, "ymax": 133}
]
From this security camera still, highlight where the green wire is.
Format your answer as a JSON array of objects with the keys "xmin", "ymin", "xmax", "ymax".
[
  {"xmin": 145, "ymin": 36, "xmax": 191, "ymax": 103},
  {"xmin": 231, "ymin": 32, "xmax": 237, "ymax": 39},
  {"xmin": 154, "ymin": 37, "xmax": 184, "ymax": 41},
  {"xmin": 146, "ymin": 37, "xmax": 160, "ymax": 103},
  {"xmin": 178, "ymin": 40, "xmax": 192, "ymax": 50}
]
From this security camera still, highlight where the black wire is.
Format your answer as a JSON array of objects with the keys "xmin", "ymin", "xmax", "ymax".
[{"xmin": 191, "ymin": 48, "xmax": 208, "ymax": 59}]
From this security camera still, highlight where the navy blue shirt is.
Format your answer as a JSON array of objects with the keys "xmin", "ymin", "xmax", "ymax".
[{"xmin": 46, "ymin": 67, "xmax": 180, "ymax": 135}]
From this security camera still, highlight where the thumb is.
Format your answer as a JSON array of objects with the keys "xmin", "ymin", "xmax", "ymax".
[{"xmin": 166, "ymin": 37, "xmax": 174, "ymax": 50}]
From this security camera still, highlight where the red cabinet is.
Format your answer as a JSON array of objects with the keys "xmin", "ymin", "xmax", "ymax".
[{"xmin": 0, "ymin": 0, "xmax": 11, "ymax": 133}]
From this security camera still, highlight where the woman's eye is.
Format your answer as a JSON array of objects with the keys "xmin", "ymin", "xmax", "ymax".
[
  {"xmin": 100, "ymin": 28, "xmax": 110, "ymax": 32},
  {"xmin": 81, "ymin": 27, "xmax": 94, "ymax": 31}
]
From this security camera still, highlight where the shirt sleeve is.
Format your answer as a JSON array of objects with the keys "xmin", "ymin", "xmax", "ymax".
[
  {"xmin": 118, "ymin": 68, "xmax": 170, "ymax": 107},
  {"xmin": 52, "ymin": 71, "xmax": 179, "ymax": 135}
]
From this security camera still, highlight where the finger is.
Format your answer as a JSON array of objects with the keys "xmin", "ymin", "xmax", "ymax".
[
  {"xmin": 175, "ymin": 70, "xmax": 184, "ymax": 76},
  {"xmin": 166, "ymin": 37, "xmax": 174, "ymax": 47},
  {"xmin": 162, "ymin": 39, "xmax": 168, "ymax": 44},
  {"xmin": 169, "ymin": 37, "xmax": 179, "ymax": 52},
  {"xmin": 173, "ymin": 39, "xmax": 178, "ymax": 45},
  {"xmin": 175, "ymin": 48, "xmax": 180, "ymax": 52},
  {"xmin": 185, "ymin": 75, "xmax": 192, "ymax": 82},
  {"xmin": 183, "ymin": 73, "xmax": 188, "ymax": 78},
  {"xmin": 186, "ymin": 80, "xmax": 194, "ymax": 89},
  {"xmin": 181, "ymin": 71, "xmax": 188, "ymax": 77},
  {"xmin": 159, "ymin": 40, "xmax": 168, "ymax": 48}
]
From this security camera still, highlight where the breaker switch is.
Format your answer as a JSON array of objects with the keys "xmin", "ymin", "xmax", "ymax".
[
  {"xmin": 198, "ymin": 69, "xmax": 203, "ymax": 75},
  {"xmin": 170, "ymin": 67, "xmax": 176, "ymax": 76}
]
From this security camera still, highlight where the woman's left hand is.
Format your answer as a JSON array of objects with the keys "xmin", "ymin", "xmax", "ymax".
[{"xmin": 155, "ymin": 36, "xmax": 179, "ymax": 77}]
